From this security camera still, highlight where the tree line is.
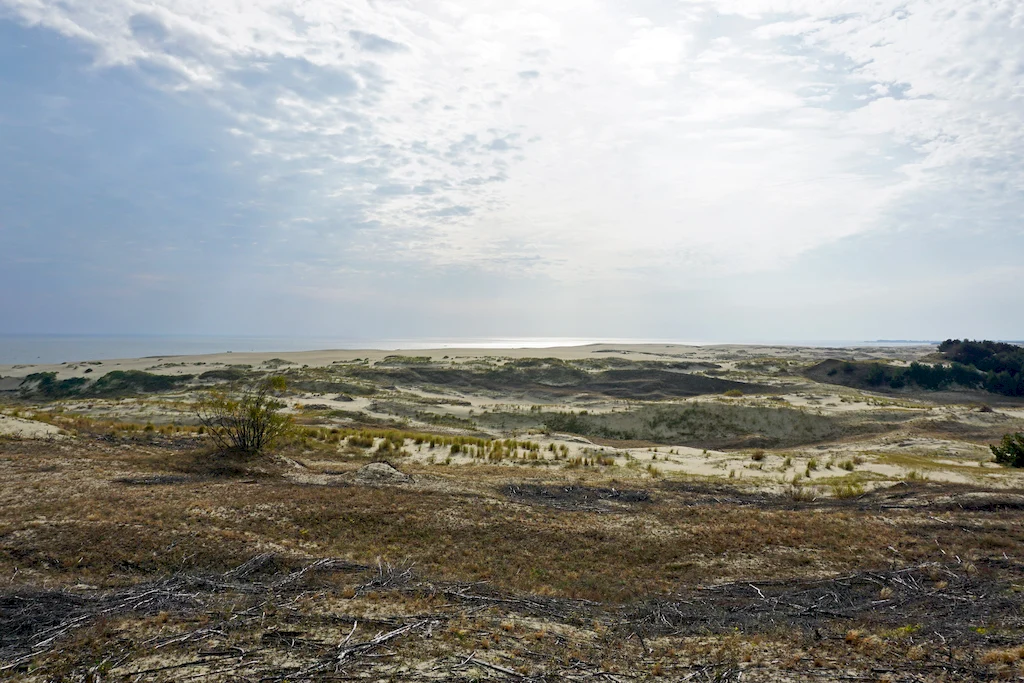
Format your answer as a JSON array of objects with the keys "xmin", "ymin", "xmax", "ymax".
[{"xmin": 864, "ymin": 339, "xmax": 1024, "ymax": 396}]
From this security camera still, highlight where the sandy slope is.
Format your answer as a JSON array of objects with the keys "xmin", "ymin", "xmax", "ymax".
[{"xmin": 0, "ymin": 415, "xmax": 63, "ymax": 439}]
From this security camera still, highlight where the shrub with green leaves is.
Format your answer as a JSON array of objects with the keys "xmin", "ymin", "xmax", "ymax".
[
  {"xmin": 348, "ymin": 434, "xmax": 375, "ymax": 448},
  {"xmin": 20, "ymin": 372, "xmax": 88, "ymax": 399},
  {"xmin": 196, "ymin": 376, "xmax": 291, "ymax": 456},
  {"xmin": 90, "ymin": 370, "xmax": 192, "ymax": 396},
  {"xmin": 990, "ymin": 432, "xmax": 1024, "ymax": 468}
]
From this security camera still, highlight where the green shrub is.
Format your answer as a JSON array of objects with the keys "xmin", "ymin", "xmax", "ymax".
[
  {"xmin": 198, "ymin": 367, "xmax": 252, "ymax": 382},
  {"xmin": 196, "ymin": 377, "xmax": 291, "ymax": 456},
  {"xmin": 348, "ymin": 434, "xmax": 375, "ymax": 449},
  {"xmin": 787, "ymin": 484, "xmax": 815, "ymax": 502},
  {"xmin": 20, "ymin": 372, "xmax": 88, "ymax": 399},
  {"xmin": 90, "ymin": 370, "xmax": 192, "ymax": 397},
  {"xmin": 831, "ymin": 481, "xmax": 865, "ymax": 498},
  {"xmin": 865, "ymin": 364, "xmax": 890, "ymax": 387},
  {"xmin": 990, "ymin": 432, "xmax": 1024, "ymax": 468}
]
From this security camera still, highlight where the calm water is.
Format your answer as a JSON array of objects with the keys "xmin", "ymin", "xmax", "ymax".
[{"xmin": 0, "ymin": 335, "xmax": 941, "ymax": 366}]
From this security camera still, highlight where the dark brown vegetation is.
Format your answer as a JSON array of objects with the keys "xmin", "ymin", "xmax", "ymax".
[
  {"xmin": 342, "ymin": 359, "xmax": 774, "ymax": 401},
  {"xmin": 3, "ymin": 435, "xmax": 1024, "ymax": 681},
  {"xmin": 535, "ymin": 403, "xmax": 875, "ymax": 449}
]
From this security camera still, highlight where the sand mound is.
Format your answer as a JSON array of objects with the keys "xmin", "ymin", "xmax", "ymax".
[
  {"xmin": 352, "ymin": 462, "xmax": 412, "ymax": 485},
  {"xmin": 0, "ymin": 415, "xmax": 64, "ymax": 439}
]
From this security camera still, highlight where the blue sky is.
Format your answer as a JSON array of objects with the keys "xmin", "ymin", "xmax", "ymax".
[{"xmin": 1, "ymin": 0, "xmax": 1022, "ymax": 341}]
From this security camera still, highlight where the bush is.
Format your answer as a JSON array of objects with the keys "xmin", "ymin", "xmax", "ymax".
[
  {"xmin": 196, "ymin": 377, "xmax": 291, "ymax": 456},
  {"xmin": 20, "ymin": 372, "xmax": 88, "ymax": 399},
  {"xmin": 90, "ymin": 370, "xmax": 193, "ymax": 396},
  {"xmin": 198, "ymin": 367, "xmax": 252, "ymax": 382},
  {"xmin": 831, "ymin": 481, "xmax": 865, "ymax": 498},
  {"xmin": 990, "ymin": 432, "xmax": 1024, "ymax": 468},
  {"xmin": 348, "ymin": 434, "xmax": 375, "ymax": 449},
  {"xmin": 866, "ymin": 363, "xmax": 890, "ymax": 387},
  {"xmin": 787, "ymin": 484, "xmax": 815, "ymax": 502}
]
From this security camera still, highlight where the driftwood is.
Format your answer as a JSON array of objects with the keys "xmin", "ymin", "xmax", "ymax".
[
  {"xmin": 621, "ymin": 558, "xmax": 1024, "ymax": 638},
  {"xmin": 0, "ymin": 555, "xmax": 369, "ymax": 674},
  {"xmin": 2, "ymin": 553, "xmax": 1020, "ymax": 681}
]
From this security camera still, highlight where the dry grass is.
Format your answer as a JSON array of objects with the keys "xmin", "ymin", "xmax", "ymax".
[
  {"xmin": 3, "ymin": 397, "xmax": 1024, "ymax": 679},
  {"xmin": 3, "ymin": 438, "xmax": 1023, "ymax": 596}
]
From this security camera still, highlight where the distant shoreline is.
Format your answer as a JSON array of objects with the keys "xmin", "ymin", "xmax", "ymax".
[{"xmin": 0, "ymin": 335, "xmax": 939, "ymax": 367}]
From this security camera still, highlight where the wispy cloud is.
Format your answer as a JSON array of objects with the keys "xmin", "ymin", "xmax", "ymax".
[{"xmin": 1, "ymin": 0, "xmax": 1022, "ymax": 336}]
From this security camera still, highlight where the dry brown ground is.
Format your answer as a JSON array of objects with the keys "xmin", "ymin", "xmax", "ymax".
[{"xmin": 2, "ymin": 432, "xmax": 1024, "ymax": 682}]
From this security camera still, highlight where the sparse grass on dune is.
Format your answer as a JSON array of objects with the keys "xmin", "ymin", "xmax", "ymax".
[
  {"xmin": 2, "ymin": 438, "xmax": 1021, "ymax": 602},
  {"xmin": 4, "ymin": 347, "xmax": 1024, "ymax": 680},
  {"xmin": 3, "ymin": 436, "xmax": 1024, "ymax": 681}
]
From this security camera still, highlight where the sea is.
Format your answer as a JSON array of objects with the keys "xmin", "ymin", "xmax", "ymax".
[{"xmin": 0, "ymin": 335, "xmax": 942, "ymax": 366}]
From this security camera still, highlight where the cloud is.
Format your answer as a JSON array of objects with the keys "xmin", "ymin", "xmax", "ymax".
[
  {"xmin": 349, "ymin": 29, "xmax": 407, "ymax": 53},
  {"xmin": 614, "ymin": 24, "xmax": 688, "ymax": 86},
  {"xmin": 1, "ymin": 0, "xmax": 1022, "ymax": 325}
]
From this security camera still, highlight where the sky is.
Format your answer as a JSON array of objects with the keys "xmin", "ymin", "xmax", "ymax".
[{"xmin": 1, "ymin": 0, "xmax": 1022, "ymax": 342}]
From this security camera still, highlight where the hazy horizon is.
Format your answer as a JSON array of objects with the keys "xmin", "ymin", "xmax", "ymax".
[
  {"xmin": 0, "ymin": 333, "xmax": 964, "ymax": 366},
  {"xmin": 2, "ymin": 1, "xmax": 1022, "ymax": 340}
]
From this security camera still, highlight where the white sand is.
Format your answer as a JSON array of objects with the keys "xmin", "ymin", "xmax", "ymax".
[{"xmin": 0, "ymin": 415, "xmax": 64, "ymax": 439}]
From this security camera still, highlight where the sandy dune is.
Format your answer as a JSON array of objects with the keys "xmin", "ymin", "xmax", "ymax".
[
  {"xmin": 0, "ymin": 342, "xmax": 933, "ymax": 381},
  {"xmin": 0, "ymin": 415, "xmax": 64, "ymax": 439}
]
